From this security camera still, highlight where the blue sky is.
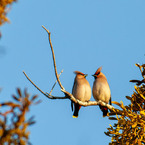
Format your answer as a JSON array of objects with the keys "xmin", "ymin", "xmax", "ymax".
[{"xmin": 0, "ymin": 0, "xmax": 145, "ymax": 144}]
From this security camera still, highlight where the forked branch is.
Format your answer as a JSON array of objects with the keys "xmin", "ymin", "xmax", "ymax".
[
  {"xmin": 42, "ymin": 25, "xmax": 65, "ymax": 90},
  {"xmin": 23, "ymin": 71, "xmax": 67, "ymax": 99},
  {"xmin": 23, "ymin": 26, "xmax": 115, "ymax": 111}
]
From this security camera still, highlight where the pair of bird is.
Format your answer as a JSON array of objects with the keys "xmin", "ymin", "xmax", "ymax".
[{"xmin": 71, "ymin": 67, "xmax": 111, "ymax": 118}]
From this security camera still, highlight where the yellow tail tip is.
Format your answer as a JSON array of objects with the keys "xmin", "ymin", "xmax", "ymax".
[{"xmin": 73, "ymin": 115, "xmax": 78, "ymax": 118}]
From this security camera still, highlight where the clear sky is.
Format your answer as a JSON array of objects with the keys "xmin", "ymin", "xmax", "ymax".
[{"xmin": 0, "ymin": 0, "xmax": 145, "ymax": 145}]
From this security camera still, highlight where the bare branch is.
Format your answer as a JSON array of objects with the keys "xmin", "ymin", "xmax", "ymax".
[
  {"xmin": 42, "ymin": 25, "xmax": 65, "ymax": 90},
  {"xmin": 23, "ymin": 71, "xmax": 115, "ymax": 109},
  {"xmin": 49, "ymin": 69, "xmax": 63, "ymax": 95},
  {"xmin": 23, "ymin": 71, "xmax": 67, "ymax": 99},
  {"xmin": 61, "ymin": 89, "xmax": 115, "ymax": 110}
]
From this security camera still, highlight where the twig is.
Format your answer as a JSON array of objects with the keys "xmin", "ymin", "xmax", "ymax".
[
  {"xmin": 42, "ymin": 25, "xmax": 65, "ymax": 90},
  {"xmin": 0, "ymin": 109, "xmax": 13, "ymax": 117},
  {"xmin": 23, "ymin": 71, "xmax": 67, "ymax": 99},
  {"xmin": 49, "ymin": 69, "xmax": 63, "ymax": 95}
]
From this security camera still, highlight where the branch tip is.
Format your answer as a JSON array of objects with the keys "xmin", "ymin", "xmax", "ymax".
[{"xmin": 42, "ymin": 25, "xmax": 50, "ymax": 34}]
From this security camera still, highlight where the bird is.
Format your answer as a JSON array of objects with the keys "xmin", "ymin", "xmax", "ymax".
[
  {"xmin": 92, "ymin": 67, "xmax": 111, "ymax": 117},
  {"xmin": 71, "ymin": 71, "xmax": 91, "ymax": 118}
]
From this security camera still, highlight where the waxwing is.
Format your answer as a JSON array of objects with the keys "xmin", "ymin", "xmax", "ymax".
[
  {"xmin": 92, "ymin": 67, "xmax": 111, "ymax": 117},
  {"xmin": 71, "ymin": 71, "xmax": 91, "ymax": 118}
]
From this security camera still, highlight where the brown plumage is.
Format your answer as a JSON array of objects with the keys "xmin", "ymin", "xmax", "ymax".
[
  {"xmin": 71, "ymin": 71, "xmax": 91, "ymax": 118},
  {"xmin": 92, "ymin": 67, "xmax": 111, "ymax": 117}
]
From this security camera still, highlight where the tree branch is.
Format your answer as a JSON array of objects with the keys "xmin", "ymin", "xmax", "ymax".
[
  {"xmin": 23, "ymin": 71, "xmax": 67, "ymax": 99},
  {"xmin": 42, "ymin": 25, "xmax": 65, "ymax": 90},
  {"xmin": 49, "ymin": 69, "xmax": 63, "ymax": 95},
  {"xmin": 61, "ymin": 89, "xmax": 115, "ymax": 110},
  {"xmin": 23, "ymin": 71, "xmax": 114, "ymax": 110}
]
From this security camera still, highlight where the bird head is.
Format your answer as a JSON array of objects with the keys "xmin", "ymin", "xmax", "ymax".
[
  {"xmin": 92, "ymin": 67, "xmax": 102, "ymax": 78},
  {"xmin": 74, "ymin": 71, "xmax": 88, "ymax": 78}
]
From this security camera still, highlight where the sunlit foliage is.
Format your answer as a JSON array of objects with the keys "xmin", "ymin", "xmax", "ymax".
[
  {"xmin": 0, "ymin": 88, "xmax": 40, "ymax": 144},
  {"xmin": 0, "ymin": 0, "xmax": 16, "ymax": 26},
  {"xmin": 105, "ymin": 64, "xmax": 145, "ymax": 145}
]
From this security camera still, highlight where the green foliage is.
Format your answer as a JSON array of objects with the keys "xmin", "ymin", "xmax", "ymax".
[
  {"xmin": 105, "ymin": 64, "xmax": 145, "ymax": 145},
  {"xmin": 0, "ymin": 88, "xmax": 40, "ymax": 144}
]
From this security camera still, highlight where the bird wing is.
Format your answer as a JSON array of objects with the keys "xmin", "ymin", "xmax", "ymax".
[
  {"xmin": 71, "ymin": 101, "xmax": 73, "ymax": 111},
  {"xmin": 72, "ymin": 79, "xmax": 76, "ymax": 95},
  {"xmin": 71, "ymin": 79, "xmax": 76, "ymax": 111},
  {"xmin": 109, "ymin": 95, "xmax": 112, "ymax": 105}
]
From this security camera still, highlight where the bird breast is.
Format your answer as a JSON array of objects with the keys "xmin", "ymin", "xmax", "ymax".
[
  {"xmin": 72, "ymin": 79, "xmax": 91, "ymax": 102},
  {"xmin": 92, "ymin": 79, "xmax": 111, "ymax": 104}
]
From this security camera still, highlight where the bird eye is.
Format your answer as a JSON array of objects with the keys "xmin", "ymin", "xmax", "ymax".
[{"xmin": 97, "ymin": 72, "xmax": 100, "ymax": 75}]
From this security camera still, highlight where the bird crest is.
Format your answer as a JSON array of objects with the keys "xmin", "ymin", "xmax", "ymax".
[
  {"xmin": 74, "ymin": 71, "xmax": 85, "ymax": 76},
  {"xmin": 94, "ymin": 67, "xmax": 102, "ymax": 75}
]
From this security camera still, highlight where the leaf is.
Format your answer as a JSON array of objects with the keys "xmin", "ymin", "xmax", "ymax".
[
  {"xmin": 31, "ymin": 95, "xmax": 38, "ymax": 101},
  {"xmin": 24, "ymin": 88, "xmax": 27, "ymax": 97},
  {"xmin": 12, "ymin": 95, "xmax": 20, "ymax": 102},
  {"xmin": 130, "ymin": 80, "xmax": 141, "ymax": 83},
  {"xmin": 134, "ymin": 86, "xmax": 138, "ymax": 91},
  {"xmin": 140, "ymin": 94, "xmax": 145, "ymax": 100},
  {"xmin": 141, "ymin": 64, "xmax": 145, "ymax": 68},
  {"xmin": 120, "ymin": 101, "xmax": 125, "ymax": 109},
  {"xmin": 24, "ymin": 88, "xmax": 30, "ymax": 98},
  {"xmin": 130, "ymin": 80, "xmax": 143, "ymax": 86},
  {"xmin": 126, "ymin": 96, "xmax": 132, "ymax": 100},
  {"xmin": 140, "ymin": 110, "xmax": 145, "ymax": 116},
  {"xmin": 142, "ymin": 69, "xmax": 145, "ymax": 76},
  {"xmin": 135, "ymin": 63, "xmax": 140, "ymax": 67},
  {"xmin": 28, "ymin": 116, "xmax": 35, "ymax": 122},
  {"xmin": 104, "ymin": 132, "xmax": 111, "ymax": 137},
  {"xmin": 28, "ymin": 121, "xmax": 36, "ymax": 125},
  {"xmin": 109, "ymin": 112, "xmax": 117, "ymax": 116},
  {"xmin": 109, "ymin": 117, "xmax": 117, "ymax": 120},
  {"xmin": 132, "ymin": 122, "xmax": 137, "ymax": 128},
  {"xmin": 17, "ymin": 88, "xmax": 22, "ymax": 97},
  {"xmin": 112, "ymin": 101, "xmax": 121, "ymax": 107},
  {"xmin": 33, "ymin": 100, "xmax": 42, "ymax": 105}
]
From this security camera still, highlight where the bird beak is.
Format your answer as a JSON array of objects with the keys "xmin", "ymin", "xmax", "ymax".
[
  {"xmin": 92, "ymin": 74, "xmax": 97, "ymax": 78},
  {"xmin": 84, "ymin": 74, "xmax": 88, "ymax": 78}
]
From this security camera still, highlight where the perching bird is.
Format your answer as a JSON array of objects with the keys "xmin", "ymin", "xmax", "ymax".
[
  {"xmin": 92, "ymin": 67, "xmax": 111, "ymax": 117},
  {"xmin": 71, "ymin": 71, "xmax": 91, "ymax": 118}
]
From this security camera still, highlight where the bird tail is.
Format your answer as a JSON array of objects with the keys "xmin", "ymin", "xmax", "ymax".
[
  {"xmin": 99, "ymin": 105, "xmax": 108, "ymax": 117},
  {"xmin": 73, "ymin": 104, "xmax": 81, "ymax": 118}
]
